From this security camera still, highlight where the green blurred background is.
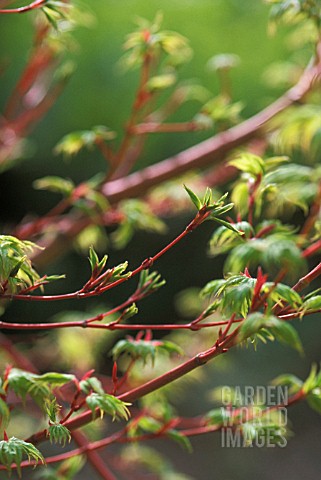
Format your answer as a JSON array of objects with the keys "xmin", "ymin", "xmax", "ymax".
[{"xmin": 1, "ymin": 1, "xmax": 321, "ymax": 479}]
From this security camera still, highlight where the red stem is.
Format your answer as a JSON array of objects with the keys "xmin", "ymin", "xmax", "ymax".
[
  {"xmin": 0, "ymin": 0, "xmax": 45, "ymax": 13},
  {"xmin": 3, "ymin": 209, "xmax": 207, "ymax": 302},
  {"xmin": 71, "ymin": 430, "xmax": 117, "ymax": 480},
  {"xmin": 292, "ymin": 261, "xmax": 321, "ymax": 292},
  {"xmin": 107, "ymin": 51, "xmax": 152, "ymax": 181},
  {"xmin": 6, "ymin": 389, "xmax": 306, "ymax": 472},
  {"xmin": 101, "ymin": 54, "xmax": 321, "ymax": 204},
  {"xmin": 132, "ymin": 121, "xmax": 200, "ymax": 134},
  {"xmin": 28, "ymin": 43, "xmax": 321, "ymax": 269},
  {"xmin": 302, "ymin": 238, "xmax": 321, "ymax": 258},
  {"xmin": 0, "ymin": 318, "xmax": 241, "ymax": 331}
]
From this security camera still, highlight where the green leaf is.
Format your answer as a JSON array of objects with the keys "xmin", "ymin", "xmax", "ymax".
[
  {"xmin": 33, "ymin": 176, "xmax": 74, "ymax": 197},
  {"xmin": 0, "ymin": 236, "xmax": 41, "ymax": 295},
  {"xmin": 224, "ymin": 236, "xmax": 306, "ymax": 279},
  {"xmin": 300, "ymin": 295, "xmax": 321, "ymax": 316},
  {"xmin": 7, "ymin": 369, "xmax": 50, "ymax": 406},
  {"xmin": 119, "ymin": 14, "xmax": 192, "ymax": 70},
  {"xmin": 44, "ymin": 397, "xmax": 60, "ymax": 423},
  {"xmin": 0, "ymin": 437, "xmax": 44, "ymax": 477},
  {"xmin": 35, "ymin": 372, "xmax": 76, "ymax": 387},
  {"xmin": 47, "ymin": 424, "xmax": 71, "ymax": 447},
  {"xmin": 147, "ymin": 73, "xmax": 177, "ymax": 91},
  {"xmin": 137, "ymin": 270, "xmax": 166, "ymax": 296},
  {"xmin": 88, "ymin": 246, "xmax": 100, "ymax": 273},
  {"xmin": 241, "ymin": 423, "xmax": 287, "ymax": 447},
  {"xmin": 303, "ymin": 364, "xmax": 319, "ymax": 394},
  {"xmin": 201, "ymin": 274, "xmax": 256, "ymax": 318},
  {"xmin": 272, "ymin": 106, "xmax": 321, "ymax": 158},
  {"xmin": 209, "ymin": 216, "xmax": 239, "ymax": 234},
  {"xmin": 7, "ymin": 369, "xmax": 75, "ymax": 409},
  {"xmin": 209, "ymin": 221, "xmax": 252, "ymax": 256},
  {"xmin": 8, "ymin": 256, "xmax": 26, "ymax": 279},
  {"xmin": 54, "ymin": 127, "xmax": 115, "ymax": 158},
  {"xmin": 166, "ymin": 429, "xmax": 192, "ymax": 452},
  {"xmin": 272, "ymin": 373, "xmax": 303, "ymax": 394},
  {"xmin": 86, "ymin": 393, "xmax": 131, "ymax": 421},
  {"xmin": 42, "ymin": 274, "xmax": 66, "ymax": 283},
  {"xmin": 183, "ymin": 185, "xmax": 202, "ymax": 210},
  {"xmin": 79, "ymin": 376, "xmax": 104, "ymax": 395},
  {"xmin": 200, "ymin": 95, "xmax": 243, "ymax": 127},
  {"xmin": 200, "ymin": 279, "xmax": 226, "ymax": 298},
  {"xmin": 238, "ymin": 312, "xmax": 268, "ymax": 341},
  {"xmin": 239, "ymin": 314, "xmax": 303, "ymax": 353},
  {"xmin": 221, "ymin": 282, "xmax": 254, "ymax": 318},
  {"xmin": 128, "ymin": 416, "xmax": 161, "ymax": 437},
  {"xmin": 122, "ymin": 303, "xmax": 139, "ymax": 320},
  {"xmin": 111, "ymin": 338, "xmax": 183, "ymax": 365},
  {"xmin": 268, "ymin": 318, "xmax": 303, "ymax": 354},
  {"xmin": 0, "ymin": 398, "xmax": 10, "ymax": 432},
  {"xmin": 263, "ymin": 282, "xmax": 302, "ymax": 310},
  {"xmin": 229, "ymin": 153, "xmax": 265, "ymax": 177},
  {"xmin": 205, "ymin": 407, "xmax": 231, "ymax": 425}
]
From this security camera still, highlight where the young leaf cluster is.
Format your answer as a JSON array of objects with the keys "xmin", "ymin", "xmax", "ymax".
[
  {"xmin": 230, "ymin": 153, "xmax": 319, "ymax": 218},
  {"xmin": 112, "ymin": 337, "xmax": 183, "ymax": 365},
  {"xmin": 0, "ymin": 236, "xmax": 40, "ymax": 295},
  {"xmin": 45, "ymin": 398, "xmax": 71, "ymax": 447},
  {"xmin": 77, "ymin": 374, "xmax": 131, "ymax": 421},
  {"xmin": 272, "ymin": 106, "xmax": 321, "ymax": 159},
  {"xmin": 5, "ymin": 369, "xmax": 75, "ymax": 409},
  {"xmin": 136, "ymin": 269, "xmax": 166, "ymax": 298},
  {"xmin": 86, "ymin": 393, "xmax": 131, "ymax": 421},
  {"xmin": 0, "ymin": 437, "xmax": 44, "ymax": 477},
  {"xmin": 184, "ymin": 187, "xmax": 239, "ymax": 233},
  {"xmin": 120, "ymin": 13, "xmax": 192, "ymax": 71},
  {"xmin": 84, "ymin": 246, "xmax": 131, "ymax": 293},
  {"xmin": 239, "ymin": 312, "xmax": 303, "ymax": 353},
  {"xmin": 201, "ymin": 274, "xmax": 257, "ymax": 318}
]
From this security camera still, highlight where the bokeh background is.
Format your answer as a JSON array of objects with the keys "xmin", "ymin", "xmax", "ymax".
[{"xmin": 1, "ymin": 1, "xmax": 321, "ymax": 479}]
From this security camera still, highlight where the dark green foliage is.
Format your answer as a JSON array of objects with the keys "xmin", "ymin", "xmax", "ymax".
[
  {"xmin": 239, "ymin": 312, "xmax": 303, "ymax": 353},
  {"xmin": 224, "ymin": 235, "xmax": 306, "ymax": 278}
]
